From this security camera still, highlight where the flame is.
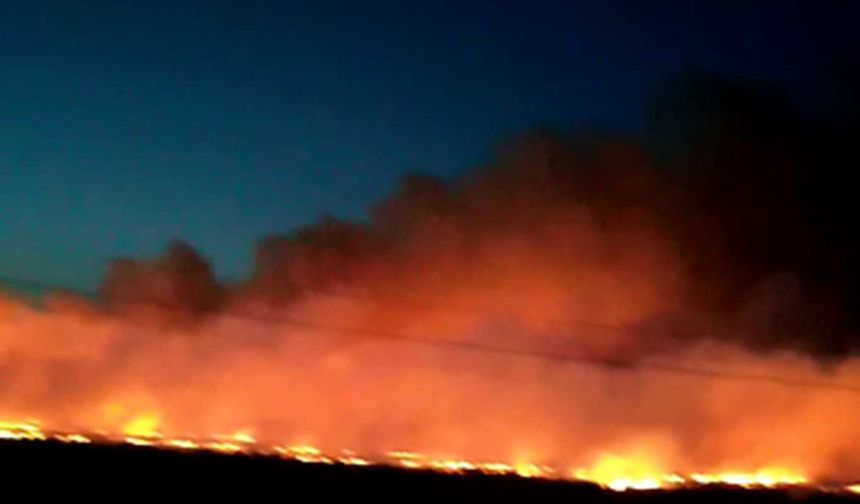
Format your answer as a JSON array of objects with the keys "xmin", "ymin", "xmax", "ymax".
[
  {"xmin": 165, "ymin": 439, "xmax": 199, "ymax": 450},
  {"xmin": 1, "ymin": 417, "xmax": 856, "ymax": 494},
  {"xmin": 0, "ymin": 420, "xmax": 45, "ymax": 441},
  {"xmin": 689, "ymin": 468, "xmax": 808, "ymax": 488},
  {"xmin": 205, "ymin": 441, "xmax": 244, "ymax": 454},
  {"xmin": 274, "ymin": 444, "xmax": 333, "ymax": 463},
  {"xmin": 229, "ymin": 430, "xmax": 256, "ymax": 444},
  {"xmin": 336, "ymin": 450, "xmax": 370, "ymax": 466},
  {"xmin": 121, "ymin": 414, "xmax": 162, "ymax": 439},
  {"xmin": 56, "ymin": 433, "xmax": 92, "ymax": 444},
  {"xmin": 573, "ymin": 453, "xmax": 668, "ymax": 491},
  {"xmin": 478, "ymin": 462, "xmax": 515, "ymax": 474},
  {"xmin": 514, "ymin": 461, "xmax": 550, "ymax": 478}
]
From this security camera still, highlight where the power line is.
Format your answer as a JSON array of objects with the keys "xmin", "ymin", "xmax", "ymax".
[{"xmin": 1, "ymin": 273, "xmax": 859, "ymax": 395}]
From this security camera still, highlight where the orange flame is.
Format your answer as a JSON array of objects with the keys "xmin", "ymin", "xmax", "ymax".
[{"xmin": 2, "ymin": 417, "xmax": 855, "ymax": 493}]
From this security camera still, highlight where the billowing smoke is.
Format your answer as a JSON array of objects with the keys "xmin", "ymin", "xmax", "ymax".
[{"xmin": 1, "ymin": 74, "xmax": 859, "ymax": 482}]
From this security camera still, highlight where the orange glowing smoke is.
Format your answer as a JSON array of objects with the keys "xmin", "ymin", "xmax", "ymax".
[
  {"xmin": 2, "ymin": 289, "xmax": 859, "ymax": 490},
  {"xmin": 2, "ymin": 130, "xmax": 860, "ymax": 491}
]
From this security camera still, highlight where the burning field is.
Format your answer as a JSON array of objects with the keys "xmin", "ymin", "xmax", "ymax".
[
  {"xmin": 2, "ymin": 417, "xmax": 860, "ymax": 496},
  {"xmin": 1, "ymin": 79, "xmax": 859, "ymax": 496}
]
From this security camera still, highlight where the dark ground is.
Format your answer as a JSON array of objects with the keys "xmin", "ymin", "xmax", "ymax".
[{"xmin": 1, "ymin": 440, "xmax": 857, "ymax": 502}]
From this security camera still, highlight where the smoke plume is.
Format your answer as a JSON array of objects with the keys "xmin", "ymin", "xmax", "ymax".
[{"xmin": 1, "ymin": 74, "xmax": 859, "ymax": 482}]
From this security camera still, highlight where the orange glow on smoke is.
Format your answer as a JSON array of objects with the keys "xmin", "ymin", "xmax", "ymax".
[
  {"xmin": 1, "ymin": 125, "xmax": 859, "ymax": 499},
  {"xmin": 2, "ymin": 288, "xmax": 860, "ymax": 493}
]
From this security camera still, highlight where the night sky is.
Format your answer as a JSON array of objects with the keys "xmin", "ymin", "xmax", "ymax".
[{"xmin": 1, "ymin": 0, "xmax": 857, "ymax": 289}]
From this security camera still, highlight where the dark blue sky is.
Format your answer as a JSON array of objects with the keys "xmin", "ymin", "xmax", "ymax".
[{"xmin": 1, "ymin": 0, "xmax": 857, "ymax": 288}]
